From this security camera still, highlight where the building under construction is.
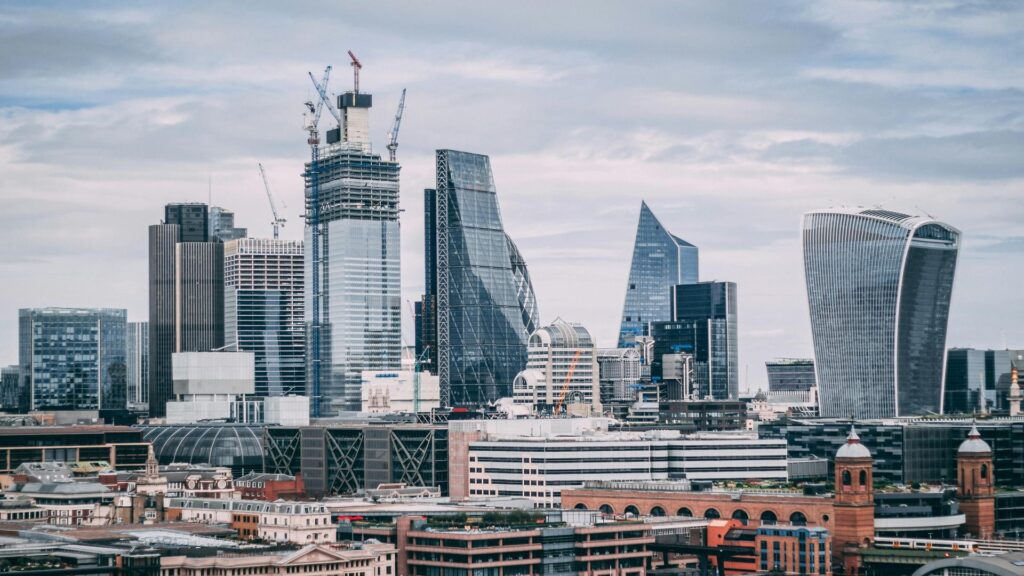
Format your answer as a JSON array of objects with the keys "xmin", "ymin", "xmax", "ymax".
[{"xmin": 305, "ymin": 56, "xmax": 403, "ymax": 415}]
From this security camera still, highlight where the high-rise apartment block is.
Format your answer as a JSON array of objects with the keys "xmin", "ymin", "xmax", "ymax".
[
  {"xmin": 149, "ymin": 202, "xmax": 230, "ymax": 417},
  {"xmin": 425, "ymin": 150, "xmax": 540, "ymax": 407},
  {"xmin": 513, "ymin": 319, "xmax": 601, "ymax": 414},
  {"xmin": 618, "ymin": 201, "xmax": 698, "ymax": 347},
  {"xmin": 126, "ymin": 321, "xmax": 148, "ymax": 410},
  {"xmin": 224, "ymin": 238, "xmax": 305, "ymax": 397},
  {"xmin": 803, "ymin": 208, "xmax": 960, "ymax": 418},
  {"xmin": 18, "ymin": 307, "xmax": 127, "ymax": 412},
  {"xmin": 305, "ymin": 84, "xmax": 402, "ymax": 415}
]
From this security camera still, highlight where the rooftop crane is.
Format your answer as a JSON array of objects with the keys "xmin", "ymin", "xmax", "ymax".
[
  {"xmin": 308, "ymin": 69, "xmax": 342, "ymax": 129},
  {"xmin": 386, "ymin": 88, "xmax": 407, "ymax": 162},
  {"xmin": 303, "ymin": 64, "xmax": 332, "ymax": 419},
  {"xmin": 257, "ymin": 163, "xmax": 286, "ymax": 239},
  {"xmin": 554, "ymin": 349, "xmax": 584, "ymax": 415},
  {"xmin": 347, "ymin": 50, "xmax": 362, "ymax": 93}
]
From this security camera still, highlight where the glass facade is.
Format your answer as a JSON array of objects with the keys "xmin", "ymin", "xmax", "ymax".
[
  {"xmin": 225, "ymin": 238, "xmax": 305, "ymax": 398},
  {"xmin": 433, "ymin": 150, "xmax": 540, "ymax": 406},
  {"xmin": 945, "ymin": 348, "xmax": 1013, "ymax": 414},
  {"xmin": 618, "ymin": 201, "xmax": 698, "ymax": 347},
  {"xmin": 765, "ymin": 359, "xmax": 816, "ymax": 393},
  {"xmin": 672, "ymin": 281, "xmax": 738, "ymax": 400},
  {"xmin": 305, "ymin": 146, "xmax": 401, "ymax": 415},
  {"xmin": 140, "ymin": 424, "xmax": 264, "ymax": 476},
  {"xmin": 802, "ymin": 209, "xmax": 959, "ymax": 418},
  {"xmin": 19, "ymin": 307, "xmax": 127, "ymax": 411},
  {"xmin": 126, "ymin": 321, "xmax": 148, "ymax": 409}
]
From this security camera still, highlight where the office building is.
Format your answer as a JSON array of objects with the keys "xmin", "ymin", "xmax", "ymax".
[
  {"xmin": 264, "ymin": 422, "xmax": 448, "ymax": 497},
  {"xmin": 427, "ymin": 150, "xmax": 540, "ymax": 406},
  {"xmin": 209, "ymin": 206, "xmax": 247, "ymax": 241},
  {"xmin": 466, "ymin": 429, "xmax": 786, "ymax": 508},
  {"xmin": 671, "ymin": 281, "xmax": 739, "ymax": 399},
  {"xmin": 149, "ymin": 203, "xmax": 229, "ymax": 417},
  {"xmin": 765, "ymin": 358, "xmax": 815, "ymax": 399},
  {"xmin": 224, "ymin": 238, "xmax": 305, "ymax": 397},
  {"xmin": 0, "ymin": 425, "xmax": 149, "ymax": 474},
  {"xmin": 705, "ymin": 519, "xmax": 831, "ymax": 576},
  {"xmin": 802, "ymin": 208, "xmax": 960, "ymax": 418},
  {"xmin": 513, "ymin": 319, "xmax": 601, "ymax": 414},
  {"xmin": 126, "ymin": 321, "xmax": 148, "ymax": 410},
  {"xmin": 618, "ymin": 201, "xmax": 698, "ymax": 347},
  {"xmin": 18, "ymin": 307, "xmax": 127, "ymax": 412},
  {"xmin": 596, "ymin": 348, "xmax": 642, "ymax": 402},
  {"xmin": 305, "ymin": 84, "xmax": 401, "ymax": 416},
  {"xmin": 0, "ymin": 365, "xmax": 26, "ymax": 413},
  {"xmin": 944, "ymin": 348, "xmax": 1017, "ymax": 414}
]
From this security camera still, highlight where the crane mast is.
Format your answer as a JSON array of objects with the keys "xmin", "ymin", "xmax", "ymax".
[
  {"xmin": 347, "ymin": 50, "xmax": 362, "ymax": 93},
  {"xmin": 258, "ymin": 163, "xmax": 286, "ymax": 239},
  {"xmin": 386, "ymin": 88, "xmax": 406, "ymax": 162}
]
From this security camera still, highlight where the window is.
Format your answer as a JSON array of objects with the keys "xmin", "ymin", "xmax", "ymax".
[
  {"xmin": 859, "ymin": 470, "xmax": 867, "ymax": 486},
  {"xmin": 981, "ymin": 464, "xmax": 988, "ymax": 479},
  {"xmin": 842, "ymin": 470, "xmax": 852, "ymax": 486}
]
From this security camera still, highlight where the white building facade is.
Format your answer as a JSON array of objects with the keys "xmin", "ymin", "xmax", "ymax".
[{"xmin": 513, "ymin": 319, "xmax": 601, "ymax": 415}]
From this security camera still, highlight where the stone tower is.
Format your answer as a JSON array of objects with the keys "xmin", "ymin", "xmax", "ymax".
[
  {"xmin": 833, "ymin": 427, "xmax": 874, "ymax": 574},
  {"xmin": 957, "ymin": 424, "xmax": 995, "ymax": 539}
]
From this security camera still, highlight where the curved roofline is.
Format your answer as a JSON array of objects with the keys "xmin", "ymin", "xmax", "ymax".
[
  {"xmin": 801, "ymin": 207, "xmax": 961, "ymax": 236},
  {"xmin": 912, "ymin": 556, "xmax": 1024, "ymax": 576}
]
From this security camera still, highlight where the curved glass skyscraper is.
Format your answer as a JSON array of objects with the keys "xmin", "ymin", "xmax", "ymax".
[
  {"xmin": 802, "ymin": 208, "xmax": 960, "ymax": 418},
  {"xmin": 618, "ymin": 201, "xmax": 698, "ymax": 347},
  {"xmin": 430, "ymin": 150, "xmax": 540, "ymax": 407}
]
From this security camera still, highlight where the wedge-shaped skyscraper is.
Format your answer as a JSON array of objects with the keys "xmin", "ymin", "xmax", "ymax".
[
  {"xmin": 426, "ymin": 150, "xmax": 539, "ymax": 407},
  {"xmin": 802, "ymin": 208, "xmax": 960, "ymax": 418},
  {"xmin": 618, "ymin": 201, "xmax": 698, "ymax": 347}
]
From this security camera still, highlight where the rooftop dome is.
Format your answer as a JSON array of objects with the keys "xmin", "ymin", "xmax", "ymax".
[
  {"xmin": 836, "ymin": 426, "xmax": 872, "ymax": 459},
  {"xmin": 957, "ymin": 424, "xmax": 992, "ymax": 455}
]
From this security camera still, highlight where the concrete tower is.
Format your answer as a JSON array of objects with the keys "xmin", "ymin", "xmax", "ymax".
[
  {"xmin": 957, "ymin": 424, "xmax": 995, "ymax": 539},
  {"xmin": 1009, "ymin": 366, "xmax": 1021, "ymax": 417},
  {"xmin": 833, "ymin": 427, "xmax": 874, "ymax": 574}
]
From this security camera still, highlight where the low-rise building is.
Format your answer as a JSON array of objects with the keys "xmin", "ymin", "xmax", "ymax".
[
  {"xmin": 706, "ymin": 518, "xmax": 832, "ymax": 576},
  {"xmin": 0, "ymin": 425, "xmax": 149, "ymax": 474},
  {"xmin": 361, "ymin": 370, "xmax": 440, "ymax": 414},
  {"xmin": 235, "ymin": 472, "xmax": 305, "ymax": 501},
  {"xmin": 160, "ymin": 543, "xmax": 395, "ymax": 576},
  {"xmin": 10, "ymin": 480, "xmax": 114, "ymax": 525},
  {"xmin": 0, "ymin": 497, "xmax": 47, "ymax": 522},
  {"xmin": 167, "ymin": 497, "xmax": 335, "ymax": 544}
]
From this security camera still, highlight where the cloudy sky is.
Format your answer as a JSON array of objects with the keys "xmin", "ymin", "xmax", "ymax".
[{"xmin": 2, "ymin": 1, "xmax": 1022, "ymax": 390}]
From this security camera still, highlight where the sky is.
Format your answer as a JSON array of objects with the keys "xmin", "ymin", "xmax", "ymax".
[{"xmin": 1, "ymin": 1, "xmax": 1023, "ymax": 391}]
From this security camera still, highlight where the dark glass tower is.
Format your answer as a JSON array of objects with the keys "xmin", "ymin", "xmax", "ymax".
[
  {"xmin": 148, "ymin": 203, "xmax": 227, "ymax": 417},
  {"xmin": 766, "ymin": 359, "xmax": 816, "ymax": 393},
  {"xmin": 618, "ymin": 201, "xmax": 698, "ymax": 347},
  {"xmin": 19, "ymin": 308, "xmax": 127, "ymax": 411},
  {"xmin": 429, "ymin": 150, "xmax": 540, "ymax": 406},
  {"xmin": 305, "ymin": 86, "xmax": 401, "ymax": 415},
  {"xmin": 803, "ymin": 208, "xmax": 960, "ymax": 418},
  {"xmin": 668, "ymin": 281, "xmax": 739, "ymax": 400}
]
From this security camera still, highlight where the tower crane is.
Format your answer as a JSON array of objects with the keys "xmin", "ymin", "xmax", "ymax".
[
  {"xmin": 347, "ymin": 50, "xmax": 362, "ymax": 93},
  {"xmin": 303, "ymin": 64, "xmax": 332, "ymax": 418},
  {"xmin": 308, "ymin": 69, "xmax": 342, "ymax": 129},
  {"xmin": 554, "ymin": 349, "xmax": 583, "ymax": 415},
  {"xmin": 386, "ymin": 89, "xmax": 406, "ymax": 162},
  {"xmin": 257, "ymin": 163, "xmax": 286, "ymax": 239}
]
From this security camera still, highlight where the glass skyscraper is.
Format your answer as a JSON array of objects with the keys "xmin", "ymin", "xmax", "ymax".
[
  {"xmin": 305, "ymin": 86, "xmax": 401, "ymax": 415},
  {"xmin": 944, "ymin": 348, "xmax": 1014, "ymax": 414},
  {"xmin": 673, "ymin": 281, "xmax": 739, "ymax": 400},
  {"xmin": 618, "ymin": 201, "xmax": 698, "ymax": 347},
  {"xmin": 802, "ymin": 208, "xmax": 960, "ymax": 418},
  {"xmin": 19, "ymin": 307, "xmax": 127, "ymax": 411},
  {"xmin": 225, "ymin": 238, "xmax": 305, "ymax": 398},
  {"xmin": 428, "ymin": 150, "xmax": 540, "ymax": 406}
]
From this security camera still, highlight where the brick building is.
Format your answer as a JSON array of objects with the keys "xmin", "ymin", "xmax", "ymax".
[{"xmin": 235, "ymin": 472, "xmax": 305, "ymax": 500}]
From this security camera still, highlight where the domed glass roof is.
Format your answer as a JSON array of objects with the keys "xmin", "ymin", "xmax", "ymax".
[{"xmin": 139, "ymin": 425, "xmax": 265, "ymax": 476}]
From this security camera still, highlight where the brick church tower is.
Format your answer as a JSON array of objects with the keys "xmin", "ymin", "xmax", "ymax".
[
  {"xmin": 957, "ymin": 424, "xmax": 995, "ymax": 539},
  {"xmin": 833, "ymin": 427, "xmax": 874, "ymax": 574}
]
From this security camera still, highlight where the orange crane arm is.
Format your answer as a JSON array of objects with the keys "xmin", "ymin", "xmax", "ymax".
[{"xmin": 555, "ymin": 349, "xmax": 583, "ymax": 413}]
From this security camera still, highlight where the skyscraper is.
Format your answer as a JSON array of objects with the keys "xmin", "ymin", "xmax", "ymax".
[
  {"xmin": 513, "ymin": 319, "xmax": 601, "ymax": 414},
  {"xmin": 649, "ymin": 281, "xmax": 739, "ymax": 400},
  {"xmin": 224, "ymin": 238, "xmax": 305, "ymax": 397},
  {"xmin": 429, "ymin": 150, "xmax": 540, "ymax": 406},
  {"xmin": 210, "ymin": 206, "xmax": 248, "ymax": 241},
  {"xmin": 19, "ymin": 307, "xmax": 127, "ymax": 411},
  {"xmin": 944, "ymin": 348, "xmax": 1015, "ymax": 414},
  {"xmin": 802, "ymin": 208, "xmax": 960, "ymax": 418},
  {"xmin": 305, "ymin": 82, "xmax": 401, "ymax": 415},
  {"xmin": 618, "ymin": 201, "xmax": 698, "ymax": 347},
  {"xmin": 149, "ymin": 203, "xmax": 229, "ymax": 417},
  {"xmin": 126, "ymin": 321, "xmax": 148, "ymax": 410}
]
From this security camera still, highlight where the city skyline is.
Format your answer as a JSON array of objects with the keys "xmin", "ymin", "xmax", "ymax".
[{"xmin": 2, "ymin": 2, "xmax": 1023, "ymax": 391}]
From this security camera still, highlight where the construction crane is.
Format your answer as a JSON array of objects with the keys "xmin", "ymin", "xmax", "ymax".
[
  {"xmin": 386, "ymin": 88, "xmax": 406, "ymax": 162},
  {"xmin": 554, "ymin": 349, "xmax": 583, "ymax": 415},
  {"xmin": 308, "ymin": 69, "xmax": 342, "ymax": 129},
  {"xmin": 303, "ymin": 64, "xmax": 332, "ymax": 418},
  {"xmin": 257, "ymin": 163, "xmax": 286, "ymax": 239},
  {"xmin": 347, "ymin": 50, "xmax": 362, "ymax": 93}
]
